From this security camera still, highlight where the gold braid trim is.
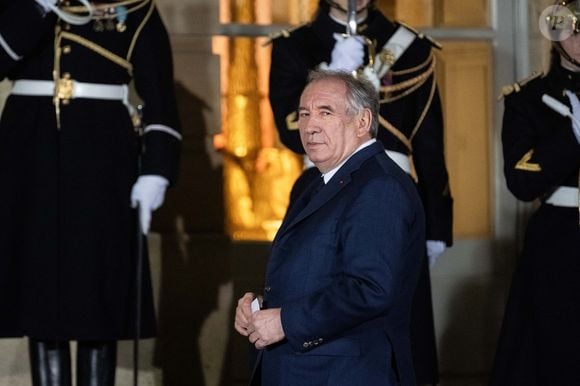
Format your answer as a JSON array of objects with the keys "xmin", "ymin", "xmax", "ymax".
[
  {"xmin": 376, "ymin": 55, "xmax": 439, "ymax": 183},
  {"xmin": 60, "ymin": 31, "xmax": 133, "ymax": 73},
  {"xmin": 410, "ymin": 58, "xmax": 437, "ymax": 141},
  {"xmin": 390, "ymin": 51, "xmax": 433, "ymax": 76},
  {"xmin": 126, "ymin": 0, "xmax": 155, "ymax": 62},
  {"xmin": 378, "ymin": 115, "xmax": 418, "ymax": 182},
  {"xmin": 379, "ymin": 58, "xmax": 435, "ymax": 104},
  {"xmin": 515, "ymin": 149, "xmax": 542, "ymax": 172},
  {"xmin": 285, "ymin": 111, "xmax": 299, "ymax": 130}
]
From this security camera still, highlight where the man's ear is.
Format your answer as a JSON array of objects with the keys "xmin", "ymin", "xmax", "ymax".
[{"xmin": 356, "ymin": 108, "xmax": 372, "ymax": 137}]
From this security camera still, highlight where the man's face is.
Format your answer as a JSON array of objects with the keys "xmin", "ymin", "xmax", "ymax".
[
  {"xmin": 298, "ymin": 79, "xmax": 370, "ymax": 173},
  {"xmin": 328, "ymin": 0, "xmax": 372, "ymax": 21}
]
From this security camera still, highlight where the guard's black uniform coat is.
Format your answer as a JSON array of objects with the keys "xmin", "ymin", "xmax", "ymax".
[
  {"xmin": 269, "ymin": 9, "xmax": 452, "ymax": 383},
  {"xmin": 0, "ymin": 0, "xmax": 180, "ymax": 340},
  {"xmin": 490, "ymin": 63, "xmax": 580, "ymax": 385}
]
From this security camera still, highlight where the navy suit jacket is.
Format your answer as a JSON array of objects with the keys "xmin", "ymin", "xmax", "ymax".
[{"xmin": 254, "ymin": 141, "xmax": 425, "ymax": 386}]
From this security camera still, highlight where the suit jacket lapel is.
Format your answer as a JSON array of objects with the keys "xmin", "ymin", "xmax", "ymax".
[{"xmin": 276, "ymin": 142, "xmax": 385, "ymax": 239}]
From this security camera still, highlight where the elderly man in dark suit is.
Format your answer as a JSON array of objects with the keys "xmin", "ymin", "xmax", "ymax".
[
  {"xmin": 235, "ymin": 69, "xmax": 425, "ymax": 386},
  {"xmin": 269, "ymin": 3, "xmax": 453, "ymax": 382}
]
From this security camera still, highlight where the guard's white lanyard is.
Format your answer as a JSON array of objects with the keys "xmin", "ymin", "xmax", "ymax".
[{"xmin": 46, "ymin": 0, "xmax": 94, "ymax": 25}]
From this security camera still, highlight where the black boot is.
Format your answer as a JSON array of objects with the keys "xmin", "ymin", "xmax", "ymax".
[
  {"xmin": 76, "ymin": 341, "xmax": 117, "ymax": 386},
  {"xmin": 29, "ymin": 339, "xmax": 72, "ymax": 386}
]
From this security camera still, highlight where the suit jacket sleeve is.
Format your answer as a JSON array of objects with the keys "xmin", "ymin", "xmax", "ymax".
[
  {"xmin": 280, "ymin": 175, "xmax": 424, "ymax": 352},
  {"xmin": 131, "ymin": 5, "xmax": 181, "ymax": 184}
]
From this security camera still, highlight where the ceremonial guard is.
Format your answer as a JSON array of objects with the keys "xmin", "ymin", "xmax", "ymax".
[
  {"xmin": 491, "ymin": 1, "xmax": 580, "ymax": 384},
  {"xmin": 268, "ymin": 1, "xmax": 452, "ymax": 384},
  {"xmin": 0, "ymin": 0, "xmax": 180, "ymax": 385}
]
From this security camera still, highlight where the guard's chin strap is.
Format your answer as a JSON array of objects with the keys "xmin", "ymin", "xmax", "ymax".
[
  {"xmin": 555, "ymin": 41, "xmax": 580, "ymax": 71},
  {"xmin": 323, "ymin": 0, "xmax": 374, "ymax": 14}
]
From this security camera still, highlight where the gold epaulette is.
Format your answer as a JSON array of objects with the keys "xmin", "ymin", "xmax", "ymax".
[
  {"xmin": 498, "ymin": 70, "xmax": 543, "ymax": 101},
  {"xmin": 397, "ymin": 20, "xmax": 442, "ymax": 50},
  {"xmin": 263, "ymin": 23, "xmax": 306, "ymax": 46}
]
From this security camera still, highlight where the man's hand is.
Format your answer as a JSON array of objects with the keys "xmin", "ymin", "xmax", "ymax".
[
  {"xmin": 247, "ymin": 308, "xmax": 285, "ymax": 349},
  {"xmin": 328, "ymin": 33, "xmax": 365, "ymax": 72},
  {"xmin": 130, "ymin": 175, "xmax": 169, "ymax": 235},
  {"xmin": 234, "ymin": 292, "xmax": 255, "ymax": 336}
]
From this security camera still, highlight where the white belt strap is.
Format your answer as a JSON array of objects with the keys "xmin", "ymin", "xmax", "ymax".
[
  {"xmin": 374, "ymin": 26, "xmax": 416, "ymax": 78},
  {"xmin": 12, "ymin": 79, "xmax": 129, "ymax": 102},
  {"xmin": 386, "ymin": 150, "xmax": 411, "ymax": 174},
  {"xmin": 545, "ymin": 186, "xmax": 579, "ymax": 208}
]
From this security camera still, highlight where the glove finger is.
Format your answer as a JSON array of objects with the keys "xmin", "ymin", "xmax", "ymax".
[{"xmin": 139, "ymin": 206, "xmax": 151, "ymax": 235}]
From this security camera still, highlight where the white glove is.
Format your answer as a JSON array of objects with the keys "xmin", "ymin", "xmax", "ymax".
[
  {"xmin": 34, "ymin": 0, "xmax": 57, "ymax": 12},
  {"xmin": 426, "ymin": 240, "xmax": 446, "ymax": 268},
  {"xmin": 328, "ymin": 33, "xmax": 365, "ymax": 72},
  {"xmin": 564, "ymin": 90, "xmax": 580, "ymax": 144},
  {"xmin": 131, "ymin": 175, "xmax": 169, "ymax": 235}
]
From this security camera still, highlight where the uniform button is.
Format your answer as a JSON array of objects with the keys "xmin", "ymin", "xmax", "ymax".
[
  {"xmin": 302, "ymin": 342, "xmax": 309, "ymax": 348},
  {"xmin": 264, "ymin": 286, "xmax": 271, "ymax": 293},
  {"xmin": 318, "ymin": 338, "xmax": 323, "ymax": 343}
]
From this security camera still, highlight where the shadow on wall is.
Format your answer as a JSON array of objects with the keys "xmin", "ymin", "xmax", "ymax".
[{"xmin": 149, "ymin": 81, "xmax": 232, "ymax": 386}]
